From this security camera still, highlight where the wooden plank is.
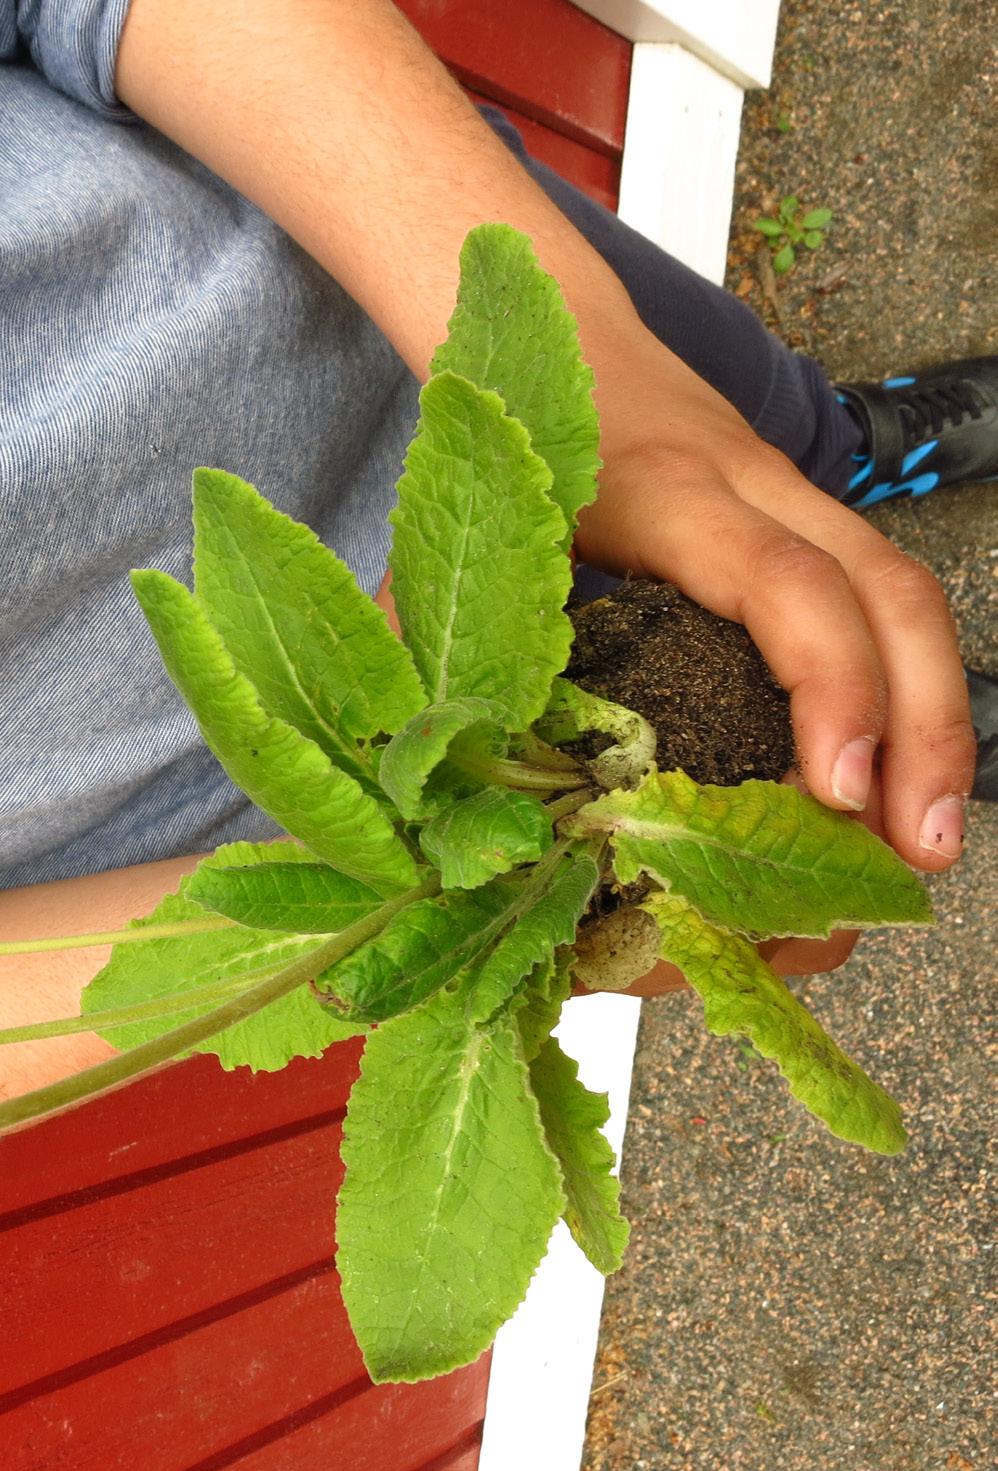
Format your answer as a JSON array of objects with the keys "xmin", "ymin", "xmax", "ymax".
[
  {"xmin": 396, "ymin": 0, "xmax": 630, "ymax": 156},
  {"xmin": 572, "ymin": 0, "xmax": 780, "ymax": 88},
  {"xmin": 0, "ymin": 1043, "xmax": 363, "ymax": 1214},
  {"xmin": 1, "ymin": 1044, "xmax": 490, "ymax": 1469},
  {"xmin": 1, "ymin": 1264, "xmax": 490, "ymax": 1470},
  {"xmin": 618, "ymin": 43, "xmax": 744, "ymax": 283},
  {"xmin": 2, "ymin": 1118, "xmax": 350, "ymax": 1388}
]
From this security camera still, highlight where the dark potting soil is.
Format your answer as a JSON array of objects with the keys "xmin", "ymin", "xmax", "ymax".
[{"xmin": 566, "ymin": 579, "xmax": 794, "ymax": 786}]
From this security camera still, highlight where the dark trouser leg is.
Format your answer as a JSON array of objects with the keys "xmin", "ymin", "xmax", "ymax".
[{"xmin": 481, "ymin": 107, "xmax": 862, "ymax": 499}]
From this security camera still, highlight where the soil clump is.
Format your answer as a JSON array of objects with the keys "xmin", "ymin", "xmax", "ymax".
[{"xmin": 566, "ymin": 579, "xmax": 794, "ymax": 786}]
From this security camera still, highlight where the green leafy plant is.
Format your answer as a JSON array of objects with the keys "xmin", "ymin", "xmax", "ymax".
[
  {"xmin": 754, "ymin": 194, "xmax": 833, "ymax": 273},
  {"xmin": 0, "ymin": 224, "xmax": 930, "ymax": 1385}
]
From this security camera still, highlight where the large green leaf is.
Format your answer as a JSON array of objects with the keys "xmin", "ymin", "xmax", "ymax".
[
  {"xmin": 529, "ymin": 1037, "xmax": 630, "ymax": 1273},
  {"xmin": 316, "ymin": 880, "xmax": 514, "ymax": 1023},
  {"xmin": 570, "ymin": 769, "xmax": 933, "ymax": 939},
  {"xmin": 419, "ymin": 786, "xmax": 553, "ymax": 889},
  {"xmin": 185, "ymin": 860, "xmax": 383, "ymax": 934},
  {"xmin": 513, "ymin": 951, "xmax": 574, "ymax": 1063},
  {"xmin": 377, "ymin": 696, "xmax": 507, "ymax": 820},
  {"xmin": 431, "ymin": 223, "xmax": 601, "ymax": 536},
  {"xmin": 193, "ymin": 469, "xmax": 425, "ymax": 792},
  {"xmin": 643, "ymin": 891, "xmax": 907, "ymax": 1154},
  {"xmin": 82, "ymin": 842, "xmax": 366, "ymax": 1070},
  {"xmin": 337, "ymin": 981, "xmax": 565, "ymax": 1383},
  {"xmin": 388, "ymin": 370, "xmax": 573, "ymax": 730},
  {"xmin": 132, "ymin": 569, "xmax": 419, "ymax": 897},
  {"xmin": 465, "ymin": 848, "xmax": 600, "ymax": 1025}
]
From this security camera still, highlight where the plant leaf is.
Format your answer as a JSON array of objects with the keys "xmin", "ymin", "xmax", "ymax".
[
  {"xmin": 643, "ymin": 892, "xmax": 907, "ymax": 1154},
  {"xmin": 803, "ymin": 230, "xmax": 824, "ymax": 249},
  {"xmin": 753, "ymin": 217, "xmax": 784, "ymax": 237},
  {"xmin": 569, "ymin": 769, "xmax": 933, "ymax": 939},
  {"xmin": 378, "ymin": 696, "xmax": 507, "ymax": 820},
  {"xmin": 185, "ymin": 860, "xmax": 383, "ymax": 934},
  {"xmin": 388, "ymin": 370, "xmax": 573, "ymax": 730},
  {"xmin": 192, "ymin": 469, "xmax": 424, "ymax": 793},
  {"xmin": 773, "ymin": 242, "xmax": 796, "ymax": 273},
  {"xmin": 802, "ymin": 207, "xmax": 833, "ymax": 229},
  {"xmin": 82, "ymin": 842, "xmax": 367, "ymax": 1070},
  {"xmin": 514, "ymin": 951, "xmax": 574, "ymax": 1063},
  {"xmin": 430, "ymin": 222, "xmax": 600, "ymax": 537},
  {"xmin": 536, "ymin": 677, "xmax": 656, "ymax": 789},
  {"xmin": 131, "ymin": 569, "xmax": 419, "ymax": 896},
  {"xmin": 465, "ymin": 848, "xmax": 600, "ymax": 1025},
  {"xmin": 779, "ymin": 194, "xmax": 800, "ymax": 220},
  {"xmin": 316, "ymin": 879, "xmax": 517, "ymax": 1023},
  {"xmin": 528, "ymin": 1037, "xmax": 630, "ymax": 1273},
  {"xmin": 337, "ymin": 981, "xmax": 565, "ymax": 1383},
  {"xmin": 419, "ymin": 787, "xmax": 553, "ymax": 889}
]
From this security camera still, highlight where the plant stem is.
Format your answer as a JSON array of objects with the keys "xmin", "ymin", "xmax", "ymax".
[
  {"xmin": 545, "ymin": 788, "xmax": 595, "ymax": 824},
  {"xmin": 0, "ymin": 873, "xmax": 440, "ymax": 1135},
  {"xmin": 448, "ymin": 746, "xmax": 588, "ymax": 792},
  {"xmin": 0, "ymin": 965, "xmax": 294, "ymax": 1045},
  {"xmin": 509, "ymin": 730, "xmax": 583, "ymax": 773},
  {"xmin": 0, "ymin": 914, "xmax": 237, "ymax": 957}
]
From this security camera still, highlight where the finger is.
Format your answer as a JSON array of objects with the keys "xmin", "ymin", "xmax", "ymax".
[
  {"xmin": 759, "ymin": 929, "xmax": 860, "ymax": 976},
  {"xmin": 731, "ymin": 457, "xmax": 975, "ymax": 870},
  {"xmin": 578, "ymin": 459, "xmax": 888, "ymax": 815}
]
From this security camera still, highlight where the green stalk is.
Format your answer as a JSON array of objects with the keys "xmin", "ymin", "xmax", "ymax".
[
  {"xmin": 0, "ymin": 914, "xmax": 237, "ymax": 957},
  {"xmin": 0, "ymin": 873, "xmax": 440, "ymax": 1135},
  {"xmin": 545, "ymin": 788, "xmax": 595, "ymax": 824},
  {"xmin": 0, "ymin": 964, "xmax": 294, "ymax": 1046},
  {"xmin": 448, "ymin": 746, "xmax": 588, "ymax": 792}
]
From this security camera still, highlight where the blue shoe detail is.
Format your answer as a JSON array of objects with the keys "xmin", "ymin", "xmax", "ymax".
[
  {"xmin": 847, "ymin": 455, "xmax": 874, "ymax": 491},
  {"xmin": 882, "ymin": 375, "xmax": 917, "ymax": 389},
  {"xmin": 900, "ymin": 439, "xmax": 938, "ymax": 475},
  {"xmin": 851, "ymin": 470, "xmax": 941, "ymax": 510}
]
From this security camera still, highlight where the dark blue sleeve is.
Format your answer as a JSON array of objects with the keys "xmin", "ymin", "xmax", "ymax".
[{"xmin": 0, "ymin": 0, "xmax": 134, "ymax": 118}]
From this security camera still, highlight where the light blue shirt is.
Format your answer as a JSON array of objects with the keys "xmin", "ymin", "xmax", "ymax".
[{"xmin": 0, "ymin": 1, "xmax": 420, "ymax": 887}]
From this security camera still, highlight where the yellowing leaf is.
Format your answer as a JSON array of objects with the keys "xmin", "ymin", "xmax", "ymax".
[{"xmin": 644, "ymin": 892, "xmax": 907, "ymax": 1154}]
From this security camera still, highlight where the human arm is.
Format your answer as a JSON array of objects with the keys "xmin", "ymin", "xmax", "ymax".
[
  {"xmin": 111, "ymin": 0, "xmax": 974, "ymax": 876},
  {"xmin": 0, "ymin": 854, "xmax": 203, "ymax": 1100}
]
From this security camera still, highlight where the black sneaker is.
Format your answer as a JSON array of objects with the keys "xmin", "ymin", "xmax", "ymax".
[
  {"xmin": 835, "ymin": 356, "xmax": 998, "ymax": 510},
  {"xmin": 967, "ymin": 668, "xmax": 998, "ymax": 803}
]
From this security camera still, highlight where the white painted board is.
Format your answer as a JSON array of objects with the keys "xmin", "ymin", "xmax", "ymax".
[
  {"xmin": 572, "ymin": 0, "xmax": 781, "ymax": 89},
  {"xmin": 619, "ymin": 43, "xmax": 745, "ymax": 285}
]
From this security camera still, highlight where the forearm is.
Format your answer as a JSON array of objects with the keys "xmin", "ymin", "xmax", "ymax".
[
  {"xmin": 0, "ymin": 853, "xmax": 204, "ymax": 1098},
  {"xmin": 115, "ymin": 0, "xmax": 644, "ymax": 386}
]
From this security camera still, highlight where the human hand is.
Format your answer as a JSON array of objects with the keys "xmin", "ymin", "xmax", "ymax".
[{"xmin": 574, "ymin": 326, "xmax": 975, "ymax": 877}]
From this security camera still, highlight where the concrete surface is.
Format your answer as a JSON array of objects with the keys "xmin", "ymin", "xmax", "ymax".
[{"xmin": 582, "ymin": 2, "xmax": 995, "ymax": 1467}]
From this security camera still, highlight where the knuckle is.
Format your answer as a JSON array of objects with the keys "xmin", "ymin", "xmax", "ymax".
[
  {"xmin": 750, "ymin": 528, "xmax": 840, "ymax": 587},
  {"xmin": 866, "ymin": 551, "xmax": 951, "ymax": 621},
  {"xmin": 924, "ymin": 714, "xmax": 977, "ymax": 770}
]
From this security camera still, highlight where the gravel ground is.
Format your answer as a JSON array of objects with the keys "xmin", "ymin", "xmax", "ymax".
[{"xmin": 582, "ymin": 3, "xmax": 996, "ymax": 1467}]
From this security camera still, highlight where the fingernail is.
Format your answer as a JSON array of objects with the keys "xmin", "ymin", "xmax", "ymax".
[
  {"xmin": 918, "ymin": 795, "xmax": 966, "ymax": 859},
  {"xmin": 831, "ymin": 737, "xmax": 875, "ymax": 810}
]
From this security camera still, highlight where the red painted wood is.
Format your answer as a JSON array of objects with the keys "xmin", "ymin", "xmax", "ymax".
[
  {"xmin": 0, "ymin": 1043, "xmax": 363, "ymax": 1213},
  {"xmin": 466, "ymin": 91, "xmax": 619, "ymax": 212},
  {"xmin": 0, "ymin": 1045, "xmax": 490, "ymax": 1469},
  {"xmin": 0, "ymin": 1265, "xmax": 490, "ymax": 1470},
  {"xmin": 396, "ymin": 0, "xmax": 630, "ymax": 157}
]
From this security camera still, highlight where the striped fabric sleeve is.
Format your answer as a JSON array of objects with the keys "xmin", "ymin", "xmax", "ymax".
[{"xmin": 0, "ymin": 0, "xmax": 135, "ymax": 119}]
